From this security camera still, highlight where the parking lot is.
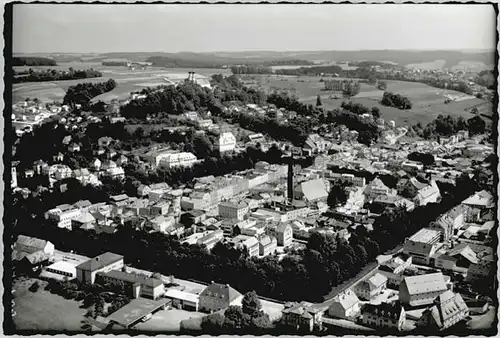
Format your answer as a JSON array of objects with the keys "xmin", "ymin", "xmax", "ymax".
[{"xmin": 133, "ymin": 308, "xmax": 205, "ymax": 332}]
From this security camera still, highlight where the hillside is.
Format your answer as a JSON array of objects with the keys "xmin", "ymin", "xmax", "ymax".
[{"xmin": 13, "ymin": 49, "xmax": 495, "ymax": 69}]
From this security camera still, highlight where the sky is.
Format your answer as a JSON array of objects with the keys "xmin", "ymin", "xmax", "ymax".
[{"xmin": 13, "ymin": 4, "xmax": 497, "ymax": 54}]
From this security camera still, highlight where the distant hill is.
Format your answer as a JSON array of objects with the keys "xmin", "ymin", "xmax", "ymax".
[
  {"xmin": 13, "ymin": 49, "xmax": 495, "ymax": 69},
  {"xmin": 13, "ymin": 56, "xmax": 57, "ymax": 66}
]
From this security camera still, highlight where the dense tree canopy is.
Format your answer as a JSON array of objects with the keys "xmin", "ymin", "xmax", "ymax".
[
  {"xmin": 63, "ymin": 79, "xmax": 117, "ymax": 108},
  {"xmin": 381, "ymin": 92, "xmax": 412, "ymax": 110},
  {"xmin": 13, "ymin": 68, "xmax": 102, "ymax": 83}
]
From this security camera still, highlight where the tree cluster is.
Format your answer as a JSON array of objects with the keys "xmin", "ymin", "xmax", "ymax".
[
  {"xmin": 230, "ymin": 65, "xmax": 274, "ymax": 75},
  {"xmin": 63, "ymin": 79, "xmax": 117, "ymax": 108},
  {"xmin": 327, "ymin": 181, "xmax": 352, "ymax": 208},
  {"xmin": 201, "ymin": 291, "xmax": 273, "ymax": 334},
  {"xmin": 13, "ymin": 68, "xmax": 102, "ymax": 83},
  {"xmin": 381, "ymin": 92, "xmax": 412, "ymax": 110},
  {"xmin": 407, "ymin": 152, "xmax": 435, "ymax": 166},
  {"xmin": 263, "ymin": 59, "xmax": 314, "ymax": 66},
  {"xmin": 13, "ymin": 57, "xmax": 57, "ymax": 66},
  {"xmin": 342, "ymin": 81, "xmax": 361, "ymax": 98},
  {"xmin": 422, "ymin": 114, "xmax": 486, "ymax": 139},
  {"xmin": 274, "ymin": 65, "xmax": 343, "ymax": 76}
]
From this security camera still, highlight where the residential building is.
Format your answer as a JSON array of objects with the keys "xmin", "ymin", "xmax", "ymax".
[
  {"xmin": 397, "ymin": 178, "xmax": 441, "ymax": 206},
  {"xmin": 364, "ymin": 178, "xmax": 396, "ymax": 199},
  {"xmin": 267, "ymin": 223, "xmax": 293, "ymax": 247},
  {"xmin": 361, "ymin": 301, "xmax": 406, "ymax": 331},
  {"xmin": 399, "ymin": 273, "xmax": 448, "ymax": 307},
  {"xmin": 198, "ymin": 282, "xmax": 243, "ymax": 313},
  {"xmin": 71, "ymin": 212, "xmax": 96, "ymax": 230},
  {"xmin": 218, "ymin": 201, "xmax": 249, "ymax": 221},
  {"xmin": 217, "ymin": 132, "xmax": 236, "ymax": 153},
  {"xmin": 259, "ymin": 235, "xmax": 277, "ymax": 256},
  {"xmin": 159, "ymin": 152, "xmax": 197, "ymax": 169},
  {"xmin": 228, "ymin": 235, "xmax": 259, "ymax": 257},
  {"xmin": 13, "ymin": 235, "xmax": 55, "ymax": 260},
  {"xmin": 328, "ymin": 290, "xmax": 360, "ymax": 319},
  {"xmin": 96, "ymin": 269, "xmax": 165, "ymax": 300},
  {"xmin": 403, "ymin": 228, "xmax": 442, "ymax": 265},
  {"xmin": 76, "ymin": 252, "xmax": 125, "ymax": 284},
  {"xmin": 418, "ymin": 291, "xmax": 469, "ymax": 331},
  {"xmin": 147, "ymin": 215, "xmax": 176, "ymax": 233},
  {"xmin": 303, "ymin": 134, "xmax": 329, "ymax": 154},
  {"xmin": 281, "ymin": 302, "xmax": 325, "ymax": 332},
  {"xmin": 373, "ymin": 195, "xmax": 415, "ymax": 211},
  {"xmin": 354, "ymin": 273, "xmax": 388, "ymax": 301},
  {"xmin": 47, "ymin": 207, "xmax": 82, "ymax": 230},
  {"xmin": 68, "ymin": 143, "xmax": 81, "ymax": 152},
  {"xmin": 431, "ymin": 205, "xmax": 467, "ymax": 241},
  {"xmin": 98, "ymin": 136, "xmax": 114, "ymax": 148}
]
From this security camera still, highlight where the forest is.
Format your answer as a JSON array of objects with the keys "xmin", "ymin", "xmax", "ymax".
[
  {"xmin": 63, "ymin": 79, "xmax": 117, "ymax": 108},
  {"xmin": 13, "ymin": 56, "xmax": 57, "ymax": 66},
  {"xmin": 13, "ymin": 68, "xmax": 102, "ymax": 83}
]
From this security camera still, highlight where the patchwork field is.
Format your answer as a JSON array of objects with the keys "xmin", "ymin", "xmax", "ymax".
[
  {"xmin": 249, "ymin": 75, "xmax": 493, "ymax": 126},
  {"xmin": 12, "ymin": 62, "xmax": 231, "ymax": 103}
]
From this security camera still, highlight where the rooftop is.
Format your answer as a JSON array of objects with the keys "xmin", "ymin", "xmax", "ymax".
[
  {"xmin": 76, "ymin": 252, "xmax": 124, "ymax": 272},
  {"xmin": 403, "ymin": 272, "xmax": 447, "ymax": 295},
  {"xmin": 409, "ymin": 228, "xmax": 441, "ymax": 244}
]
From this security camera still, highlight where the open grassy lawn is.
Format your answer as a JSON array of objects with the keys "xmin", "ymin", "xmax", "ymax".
[
  {"xmin": 12, "ymin": 63, "xmax": 230, "ymax": 103},
  {"xmin": 13, "ymin": 277, "xmax": 86, "ymax": 332},
  {"xmin": 134, "ymin": 308, "xmax": 205, "ymax": 332},
  {"xmin": 253, "ymin": 75, "xmax": 493, "ymax": 126}
]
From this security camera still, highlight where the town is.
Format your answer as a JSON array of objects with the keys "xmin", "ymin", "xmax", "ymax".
[{"xmin": 8, "ymin": 3, "xmax": 497, "ymax": 336}]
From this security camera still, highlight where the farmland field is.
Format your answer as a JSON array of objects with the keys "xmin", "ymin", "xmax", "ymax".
[
  {"xmin": 12, "ymin": 62, "xmax": 231, "ymax": 103},
  {"xmin": 247, "ymin": 75, "xmax": 493, "ymax": 126},
  {"xmin": 405, "ymin": 59, "xmax": 447, "ymax": 70}
]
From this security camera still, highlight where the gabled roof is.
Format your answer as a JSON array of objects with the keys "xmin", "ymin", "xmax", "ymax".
[
  {"xmin": 333, "ymin": 291, "xmax": 359, "ymax": 310},
  {"xmin": 76, "ymin": 252, "xmax": 123, "ymax": 272},
  {"xmin": 199, "ymin": 283, "xmax": 242, "ymax": 304},
  {"xmin": 365, "ymin": 273, "xmax": 388, "ymax": 290},
  {"xmin": 402, "ymin": 272, "xmax": 447, "ymax": 295},
  {"xmin": 15, "ymin": 235, "xmax": 51, "ymax": 254},
  {"xmin": 425, "ymin": 291, "xmax": 468, "ymax": 329},
  {"xmin": 448, "ymin": 244, "xmax": 478, "ymax": 264}
]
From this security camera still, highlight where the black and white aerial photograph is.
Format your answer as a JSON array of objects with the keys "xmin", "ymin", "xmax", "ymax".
[{"xmin": 5, "ymin": 3, "xmax": 498, "ymax": 335}]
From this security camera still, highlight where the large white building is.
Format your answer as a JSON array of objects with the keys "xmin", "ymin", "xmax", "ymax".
[
  {"xmin": 217, "ymin": 132, "xmax": 236, "ymax": 153},
  {"xmin": 158, "ymin": 152, "xmax": 197, "ymax": 169}
]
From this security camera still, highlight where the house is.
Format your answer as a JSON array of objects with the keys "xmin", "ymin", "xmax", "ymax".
[
  {"xmin": 76, "ymin": 252, "xmax": 124, "ymax": 284},
  {"xmin": 294, "ymin": 179, "xmax": 328, "ymax": 202},
  {"xmin": 73, "ymin": 168, "xmax": 91, "ymax": 185},
  {"xmin": 68, "ymin": 143, "xmax": 81, "ymax": 152},
  {"xmin": 198, "ymin": 282, "xmax": 243, "ymax": 313},
  {"xmin": 402, "ymin": 228, "xmax": 442, "ymax": 265},
  {"xmin": 259, "ymin": 235, "xmax": 277, "ymax": 256},
  {"xmin": 96, "ymin": 269, "xmax": 165, "ymax": 300},
  {"xmin": 354, "ymin": 273, "xmax": 388, "ymax": 301},
  {"xmin": 361, "ymin": 301, "xmax": 406, "ymax": 331},
  {"xmin": 218, "ymin": 201, "xmax": 249, "ymax": 221},
  {"xmin": 217, "ymin": 132, "xmax": 236, "ymax": 153},
  {"xmin": 46, "ymin": 207, "xmax": 82, "ymax": 230},
  {"xmin": 328, "ymin": 290, "xmax": 360, "ymax": 319},
  {"xmin": 397, "ymin": 178, "xmax": 441, "ymax": 206},
  {"xmin": 147, "ymin": 215, "xmax": 176, "ymax": 233},
  {"xmin": 228, "ymin": 235, "xmax": 259, "ymax": 257},
  {"xmin": 373, "ymin": 195, "xmax": 415, "ymax": 211},
  {"xmin": 461, "ymin": 190, "xmax": 494, "ymax": 221},
  {"xmin": 446, "ymin": 243, "xmax": 478, "ymax": 268},
  {"xmin": 432, "ymin": 207, "xmax": 466, "ymax": 243},
  {"xmin": 364, "ymin": 178, "xmax": 396, "ymax": 199},
  {"xmin": 418, "ymin": 291, "xmax": 469, "ymax": 331},
  {"xmin": 281, "ymin": 302, "xmax": 325, "ymax": 332},
  {"xmin": 267, "ymin": 223, "xmax": 293, "ymax": 247},
  {"xmin": 303, "ymin": 134, "xmax": 328, "ymax": 154},
  {"xmin": 116, "ymin": 155, "xmax": 128, "ymax": 166},
  {"xmin": 13, "ymin": 235, "xmax": 55, "ymax": 261},
  {"xmin": 378, "ymin": 255, "xmax": 412, "ymax": 288},
  {"xmin": 159, "ymin": 152, "xmax": 197, "ymax": 169},
  {"xmin": 53, "ymin": 152, "xmax": 64, "ymax": 162},
  {"xmin": 399, "ymin": 272, "xmax": 448, "ymax": 307}
]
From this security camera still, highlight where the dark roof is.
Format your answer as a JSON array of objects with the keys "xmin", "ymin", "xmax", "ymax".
[
  {"xmin": 362, "ymin": 302, "xmax": 403, "ymax": 319},
  {"xmin": 98, "ymin": 270, "xmax": 163, "ymax": 288},
  {"xmin": 76, "ymin": 252, "xmax": 124, "ymax": 272},
  {"xmin": 199, "ymin": 283, "xmax": 241, "ymax": 304},
  {"xmin": 107, "ymin": 298, "xmax": 170, "ymax": 328},
  {"xmin": 15, "ymin": 235, "xmax": 51, "ymax": 254}
]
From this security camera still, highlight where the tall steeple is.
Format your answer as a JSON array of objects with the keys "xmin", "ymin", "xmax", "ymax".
[{"xmin": 287, "ymin": 155, "xmax": 294, "ymax": 203}]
